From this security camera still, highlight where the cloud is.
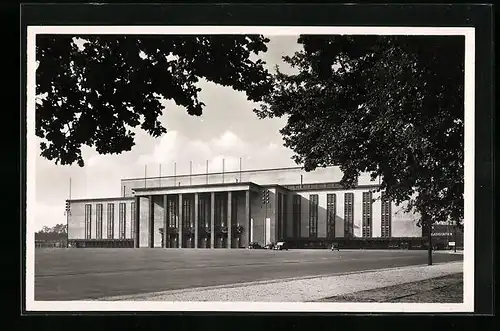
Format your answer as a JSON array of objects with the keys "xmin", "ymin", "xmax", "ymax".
[
  {"xmin": 136, "ymin": 130, "xmax": 183, "ymax": 165},
  {"xmin": 207, "ymin": 155, "xmax": 241, "ymax": 173},
  {"xmin": 137, "ymin": 129, "xmax": 249, "ymax": 172},
  {"xmin": 268, "ymin": 142, "xmax": 278, "ymax": 150},
  {"xmin": 87, "ymin": 153, "xmax": 116, "ymax": 168},
  {"xmin": 212, "ymin": 130, "xmax": 245, "ymax": 150},
  {"xmin": 188, "ymin": 140, "xmax": 212, "ymax": 155},
  {"xmin": 130, "ymin": 128, "xmax": 299, "ymax": 176}
]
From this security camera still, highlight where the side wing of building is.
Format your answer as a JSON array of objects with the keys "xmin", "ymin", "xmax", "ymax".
[{"xmin": 67, "ymin": 197, "xmax": 135, "ymax": 247}]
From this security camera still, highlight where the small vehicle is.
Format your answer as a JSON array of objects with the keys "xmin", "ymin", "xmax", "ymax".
[
  {"xmin": 248, "ymin": 242, "xmax": 262, "ymax": 249},
  {"xmin": 274, "ymin": 242, "xmax": 288, "ymax": 251},
  {"xmin": 331, "ymin": 243, "xmax": 340, "ymax": 251},
  {"xmin": 264, "ymin": 243, "xmax": 275, "ymax": 250}
]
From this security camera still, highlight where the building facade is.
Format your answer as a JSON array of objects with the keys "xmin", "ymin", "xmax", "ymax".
[{"xmin": 67, "ymin": 166, "xmax": 423, "ymax": 249}]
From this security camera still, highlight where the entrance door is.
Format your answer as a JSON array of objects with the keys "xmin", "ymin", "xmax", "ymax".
[{"xmin": 169, "ymin": 235, "xmax": 177, "ymax": 248}]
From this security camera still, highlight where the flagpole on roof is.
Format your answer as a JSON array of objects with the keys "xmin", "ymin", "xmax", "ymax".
[
  {"xmin": 222, "ymin": 158, "xmax": 225, "ymax": 184},
  {"xmin": 206, "ymin": 160, "xmax": 209, "ymax": 184}
]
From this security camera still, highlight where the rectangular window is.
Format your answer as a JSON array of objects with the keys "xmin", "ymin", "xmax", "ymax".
[
  {"xmin": 107, "ymin": 203, "xmax": 115, "ymax": 239},
  {"xmin": 277, "ymin": 193, "xmax": 281, "ymax": 240},
  {"xmin": 205, "ymin": 196, "xmax": 211, "ymax": 228},
  {"xmin": 199, "ymin": 197, "xmax": 204, "ymax": 228},
  {"xmin": 131, "ymin": 202, "xmax": 135, "ymax": 239},
  {"xmin": 293, "ymin": 195, "xmax": 301, "ymax": 238},
  {"xmin": 84, "ymin": 204, "xmax": 92, "ymax": 239},
  {"xmin": 327, "ymin": 194, "xmax": 336, "ymax": 238},
  {"xmin": 231, "ymin": 195, "xmax": 237, "ymax": 227},
  {"xmin": 181, "ymin": 197, "xmax": 196, "ymax": 229},
  {"xmin": 277, "ymin": 192, "xmax": 283, "ymax": 241},
  {"xmin": 309, "ymin": 194, "xmax": 318, "ymax": 238},
  {"xmin": 119, "ymin": 202, "xmax": 126, "ymax": 239},
  {"xmin": 96, "ymin": 204, "xmax": 103, "ymax": 239},
  {"xmin": 182, "ymin": 198, "xmax": 188, "ymax": 229},
  {"xmin": 362, "ymin": 192, "xmax": 373, "ymax": 238},
  {"xmin": 344, "ymin": 193, "xmax": 354, "ymax": 237},
  {"xmin": 381, "ymin": 192, "xmax": 392, "ymax": 237},
  {"xmin": 168, "ymin": 197, "xmax": 177, "ymax": 228},
  {"xmin": 214, "ymin": 195, "xmax": 219, "ymax": 227},
  {"xmin": 283, "ymin": 194, "xmax": 288, "ymax": 240},
  {"xmin": 225, "ymin": 195, "xmax": 229, "ymax": 227},
  {"xmin": 215, "ymin": 194, "xmax": 227, "ymax": 227},
  {"xmin": 189, "ymin": 197, "xmax": 194, "ymax": 228}
]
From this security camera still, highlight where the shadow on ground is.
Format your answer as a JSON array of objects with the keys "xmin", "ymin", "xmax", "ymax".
[{"xmin": 315, "ymin": 273, "xmax": 463, "ymax": 303}]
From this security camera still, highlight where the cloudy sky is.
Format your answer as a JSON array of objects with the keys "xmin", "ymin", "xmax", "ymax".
[{"xmin": 34, "ymin": 35, "xmax": 303, "ymax": 231}]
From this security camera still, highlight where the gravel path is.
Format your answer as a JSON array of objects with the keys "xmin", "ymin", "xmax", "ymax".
[
  {"xmin": 97, "ymin": 261, "xmax": 463, "ymax": 302},
  {"xmin": 317, "ymin": 273, "xmax": 463, "ymax": 302}
]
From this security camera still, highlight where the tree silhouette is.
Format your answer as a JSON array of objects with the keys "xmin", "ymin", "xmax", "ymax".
[
  {"xmin": 257, "ymin": 35, "xmax": 464, "ymax": 264},
  {"xmin": 36, "ymin": 224, "xmax": 67, "ymax": 241},
  {"xmin": 36, "ymin": 35, "xmax": 272, "ymax": 166}
]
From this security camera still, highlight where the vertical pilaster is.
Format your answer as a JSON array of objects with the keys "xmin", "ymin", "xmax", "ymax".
[
  {"xmin": 194, "ymin": 193, "xmax": 199, "ymax": 249},
  {"xmin": 149, "ymin": 195, "xmax": 154, "ymax": 248},
  {"xmin": 276, "ymin": 192, "xmax": 279, "ymax": 242},
  {"xmin": 163, "ymin": 194, "xmax": 168, "ymax": 248},
  {"xmin": 134, "ymin": 195, "xmax": 140, "ymax": 248},
  {"xmin": 246, "ymin": 190, "xmax": 251, "ymax": 246},
  {"xmin": 178, "ymin": 194, "xmax": 183, "ymax": 248},
  {"xmin": 210, "ymin": 192, "xmax": 215, "ymax": 248},
  {"xmin": 227, "ymin": 191, "xmax": 232, "ymax": 249}
]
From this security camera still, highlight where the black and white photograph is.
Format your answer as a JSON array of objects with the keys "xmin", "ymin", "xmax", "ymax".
[{"xmin": 26, "ymin": 24, "xmax": 476, "ymax": 313}]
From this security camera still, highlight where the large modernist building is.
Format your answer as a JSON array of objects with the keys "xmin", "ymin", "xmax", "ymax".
[{"xmin": 67, "ymin": 166, "xmax": 425, "ymax": 249}]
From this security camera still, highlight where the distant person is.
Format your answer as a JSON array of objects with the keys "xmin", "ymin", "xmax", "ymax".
[{"xmin": 331, "ymin": 243, "xmax": 339, "ymax": 251}]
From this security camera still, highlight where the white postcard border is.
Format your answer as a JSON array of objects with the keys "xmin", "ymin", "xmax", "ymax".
[{"xmin": 26, "ymin": 25, "xmax": 475, "ymax": 313}]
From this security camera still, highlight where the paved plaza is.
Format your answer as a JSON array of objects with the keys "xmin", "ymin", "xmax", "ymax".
[{"xmin": 35, "ymin": 248, "xmax": 463, "ymax": 301}]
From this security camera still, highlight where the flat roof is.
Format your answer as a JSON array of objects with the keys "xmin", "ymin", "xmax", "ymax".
[
  {"xmin": 283, "ymin": 183, "xmax": 381, "ymax": 192},
  {"xmin": 132, "ymin": 182, "xmax": 262, "ymax": 193},
  {"xmin": 68, "ymin": 197, "xmax": 133, "ymax": 203},
  {"xmin": 130, "ymin": 182, "xmax": 381, "ymax": 193},
  {"xmin": 261, "ymin": 184, "xmax": 292, "ymax": 191},
  {"xmin": 132, "ymin": 181, "xmax": 262, "ymax": 192}
]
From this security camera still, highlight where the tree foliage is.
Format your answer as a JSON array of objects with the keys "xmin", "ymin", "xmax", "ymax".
[
  {"xmin": 36, "ymin": 224, "xmax": 67, "ymax": 241},
  {"xmin": 36, "ymin": 35, "xmax": 272, "ymax": 166},
  {"xmin": 256, "ymin": 35, "xmax": 464, "ymax": 225}
]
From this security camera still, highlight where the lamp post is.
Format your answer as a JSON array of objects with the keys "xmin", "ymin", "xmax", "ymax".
[
  {"xmin": 446, "ymin": 219, "xmax": 451, "ymax": 249},
  {"xmin": 261, "ymin": 189, "xmax": 270, "ymax": 246},
  {"xmin": 427, "ymin": 220, "xmax": 433, "ymax": 266}
]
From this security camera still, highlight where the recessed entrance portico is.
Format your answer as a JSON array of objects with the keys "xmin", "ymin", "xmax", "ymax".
[{"xmin": 132, "ymin": 182, "xmax": 260, "ymax": 249}]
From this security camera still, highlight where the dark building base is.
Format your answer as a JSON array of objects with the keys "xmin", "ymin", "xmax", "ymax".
[
  {"xmin": 67, "ymin": 237, "xmax": 462, "ymax": 250},
  {"xmin": 287, "ymin": 237, "xmax": 429, "ymax": 250},
  {"xmin": 68, "ymin": 239, "xmax": 134, "ymax": 248}
]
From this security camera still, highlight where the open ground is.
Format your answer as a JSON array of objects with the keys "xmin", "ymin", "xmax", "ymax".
[{"xmin": 34, "ymin": 249, "xmax": 463, "ymax": 301}]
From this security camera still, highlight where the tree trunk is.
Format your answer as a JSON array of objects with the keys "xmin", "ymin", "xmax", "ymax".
[{"xmin": 427, "ymin": 219, "xmax": 433, "ymax": 265}]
